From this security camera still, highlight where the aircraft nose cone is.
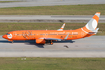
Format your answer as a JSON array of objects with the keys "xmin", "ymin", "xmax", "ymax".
[{"xmin": 2, "ymin": 35, "xmax": 7, "ymax": 39}]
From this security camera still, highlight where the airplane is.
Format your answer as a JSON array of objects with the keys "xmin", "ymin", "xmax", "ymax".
[{"xmin": 2, "ymin": 12, "xmax": 100, "ymax": 45}]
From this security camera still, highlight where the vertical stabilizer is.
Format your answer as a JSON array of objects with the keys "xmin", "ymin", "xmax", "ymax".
[
  {"xmin": 81, "ymin": 12, "xmax": 100, "ymax": 33},
  {"xmin": 85, "ymin": 12, "xmax": 100, "ymax": 31}
]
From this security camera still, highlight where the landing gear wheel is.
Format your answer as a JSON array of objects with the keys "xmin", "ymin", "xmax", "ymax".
[
  {"xmin": 50, "ymin": 42, "xmax": 53, "ymax": 45},
  {"xmin": 50, "ymin": 40, "xmax": 53, "ymax": 45}
]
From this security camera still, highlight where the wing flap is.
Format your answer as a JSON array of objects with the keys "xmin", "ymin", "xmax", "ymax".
[{"xmin": 39, "ymin": 38, "xmax": 62, "ymax": 41}]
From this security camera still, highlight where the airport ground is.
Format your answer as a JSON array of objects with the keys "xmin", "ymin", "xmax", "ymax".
[
  {"xmin": 0, "ymin": 0, "xmax": 105, "ymax": 8},
  {"xmin": 0, "ymin": 15, "xmax": 105, "ymax": 23},
  {"xmin": 0, "ymin": 1, "xmax": 105, "ymax": 69}
]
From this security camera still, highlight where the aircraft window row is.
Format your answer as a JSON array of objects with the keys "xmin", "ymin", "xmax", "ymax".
[
  {"xmin": 58, "ymin": 34, "xmax": 66, "ymax": 35},
  {"xmin": 16, "ymin": 34, "xmax": 36, "ymax": 36},
  {"xmin": 40, "ymin": 34, "xmax": 45, "ymax": 35},
  {"xmin": 40, "ymin": 33, "xmax": 77, "ymax": 35},
  {"xmin": 40, "ymin": 34, "xmax": 57, "ymax": 35},
  {"xmin": 48, "ymin": 34, "xmax": 57, "ymax": 35},
  {"xmin": 16, "ymin": 33, "xmax": 77, "ymax": 36},
  {"xmin": 39, "ymin": 34, "xmax": 78, "ymax": 35}
]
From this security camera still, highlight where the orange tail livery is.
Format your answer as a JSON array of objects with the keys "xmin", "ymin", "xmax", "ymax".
[{"xmin": 2, "ymin": 12, "xmax": 100, "ymax": 44}]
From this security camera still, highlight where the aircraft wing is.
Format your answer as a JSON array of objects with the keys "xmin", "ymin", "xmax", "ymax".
[
  {"xmin": 40, "ymin": 38, "xmax": 62, "ymax": 41},
  {"xmin": 39, "ymin": 33, "xmax": 69, "ymax": 41},
  {"xmin": 57, "ymin": 23, "xmax": 65, "ymax": 31},
  {"xmin": 45, "ymin": 38, "xmax": 62, "ymax": 41}
]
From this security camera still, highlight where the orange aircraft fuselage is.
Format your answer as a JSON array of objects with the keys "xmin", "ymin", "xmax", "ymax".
[{"xmin": 2, "ymin": 28, "xmax": 94, "ymax": 44}]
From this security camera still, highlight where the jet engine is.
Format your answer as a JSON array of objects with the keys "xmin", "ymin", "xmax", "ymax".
[{"xmin": 36, "ymin": 39, "xmax": 46, "ymax": 44}]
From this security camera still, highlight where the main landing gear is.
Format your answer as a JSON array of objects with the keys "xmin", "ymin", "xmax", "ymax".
[
  {"xmin": 46, "ymin": 40, "xmax": 53, "ymax": 45},
  {"xmin": 50, "ymin": 40, "xmax": 53, "ymax": 45}
]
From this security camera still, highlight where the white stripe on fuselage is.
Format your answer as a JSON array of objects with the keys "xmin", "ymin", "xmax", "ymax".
[{"xmin": 81, "ymin": 28, "xmax": 88, "ymax": 33}]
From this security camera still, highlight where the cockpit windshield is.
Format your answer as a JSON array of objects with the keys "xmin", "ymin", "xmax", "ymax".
[{"xmin": 6, "ymin": 33, "xmax": 10, "ymax": 35}]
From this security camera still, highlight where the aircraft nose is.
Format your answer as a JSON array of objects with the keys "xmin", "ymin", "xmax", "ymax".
[{"xmin": 2, "ymin": 35, "xmax": 7, "ymax": 39}]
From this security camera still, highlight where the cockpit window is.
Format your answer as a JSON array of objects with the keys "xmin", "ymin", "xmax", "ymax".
[{"xmin": 6, "ymin": 33, "xmax": 10, "ymax": 35}]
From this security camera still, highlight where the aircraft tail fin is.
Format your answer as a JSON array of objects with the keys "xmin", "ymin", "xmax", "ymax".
[
  {"xmin": 81, "ymin": 12, "xmax": 100, "ymax": 33},
  {"xmin": 57, "ymin": 23, "xmax": 65, "ymax": 31}
]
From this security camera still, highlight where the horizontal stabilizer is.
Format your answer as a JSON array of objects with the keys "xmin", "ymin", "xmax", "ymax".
[{"xmin": 88, "ymin": 28, "xmax": 99, "ymax": 34}]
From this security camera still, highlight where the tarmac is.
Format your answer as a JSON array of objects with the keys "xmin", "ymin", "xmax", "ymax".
[
  {"xmin": 0, "ymin": 15, "xmax": 105, "ymax": 23},
  {"xmin": 0, "ymin": 36, "xmax": 105, "ymax": 57},
  {"xmin": 0, "ymin": 0, "xmax": 105, "ymax": 8}
]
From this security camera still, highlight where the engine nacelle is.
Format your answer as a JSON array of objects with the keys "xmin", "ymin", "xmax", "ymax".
[{"xmin": 36, "ymin": 39, "xmax": 46, "ymax": 44}]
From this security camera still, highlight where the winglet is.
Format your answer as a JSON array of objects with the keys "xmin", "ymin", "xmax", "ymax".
[{"xmin": 57, "ymin": 23, "xmax": 65, "ymax": 31}]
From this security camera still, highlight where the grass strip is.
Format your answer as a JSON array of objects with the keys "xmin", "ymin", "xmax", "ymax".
[
  {"xmin": 0, "ymin": 4, "xmax": 105, "ymax": 15},
  {"xmin": 0, "ymin": 57, "xmax": 105, "ymax": 70},
  {"xmin": 0, "ymin": 23, "xmax": 104, "ymax": 35}
]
